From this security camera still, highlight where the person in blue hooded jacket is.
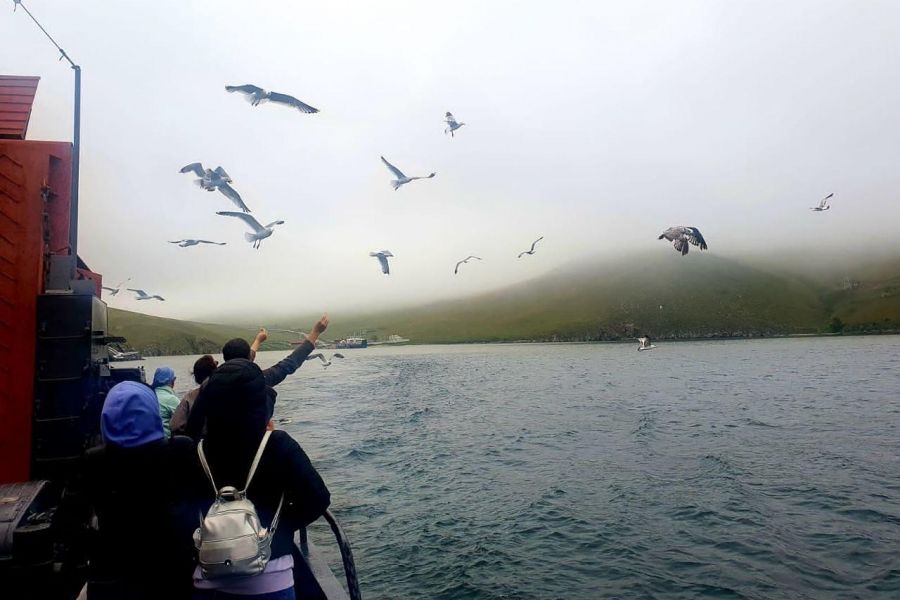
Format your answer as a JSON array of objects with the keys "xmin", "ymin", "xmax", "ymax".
[{"xmin": 76, "ymin": 381, "xmax": 196, "ymax": 600}]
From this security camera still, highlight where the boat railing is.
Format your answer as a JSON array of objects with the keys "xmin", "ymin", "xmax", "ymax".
[{"xmin": 298, "ymin": 509, "xmax": 362, "ymax": 600}]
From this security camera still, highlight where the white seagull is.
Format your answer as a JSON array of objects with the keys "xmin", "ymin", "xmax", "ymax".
[
  {"xmin": 444, "ymin": 112, "xmax": 466, "ymax": 137},
  {"xmin": 101, "ymin": 277, "xmax": 131, "ymax": 297},
  {"xmin": 658, "ymin": 226, "xmax": 708, "ymax": 256},
  {"xmin": 380, "ymin": 156, "xmax": 435, "ymax": 190},
  {"xmin": 637, "ymin": 336, "xmax": 656, "ymax": 351},
  {"xmin": 454, "ymin": 255, "xmax": 482, "ymax": 274},
  {"xmin": 168, "ymin": 239, "xmax": 227, "ymax": 248},
  {"xmin": 370, "ymin": 250, "xmax": 394, "ymax": 274},
  {"xmin": 127, "ymin": 288, "xmax": 165, "ymax": 301},
  {"xmin": 225, "ymin": 84, "xmax": 319, "ymax": 114},
  {"xmin": 517, "ymin": 237, "xmax": 544, "ymax": 258},
  {"xmin": 179, "ymin": 163, "xmax": 251, "ymax": 213},
  {"xmin": 307, "ymin": 352, "xmax": 346, "ymax": 369},
  {"xmin": 811, "ymin": 193, "xmax": 833, "ymax": 212},
  {"xmin": 216, "ymin": 211, "xmax": 285, "ymax": 249}
]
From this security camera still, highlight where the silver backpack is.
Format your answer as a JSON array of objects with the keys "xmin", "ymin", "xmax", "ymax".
[{"xmin": 193, "ymin": 430, "xmax": 284, "ymax": 579}]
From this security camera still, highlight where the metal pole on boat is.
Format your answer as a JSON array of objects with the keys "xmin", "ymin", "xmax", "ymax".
[{"xmin": 12, "ymin": 0, "xmax": 82, "ymax": 266}]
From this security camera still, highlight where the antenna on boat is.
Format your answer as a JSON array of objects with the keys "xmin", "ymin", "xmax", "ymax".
[{"xmin": 12, "ymin": 0, "xmax": 82, "ymax": 266}]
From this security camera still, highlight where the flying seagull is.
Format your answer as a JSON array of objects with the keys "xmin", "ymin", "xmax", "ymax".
[
  {"xmin": 517, "ymin": 237, "xmax": 544, "ymax": 258},
  {"xmin": 216, "ymin": 211, "xmax": 285, "ymax": 249},
  {"xmin": 380, "ymin": 156, "xmax": 435, "ymax": 190},
  {"xmin": 168, "ymin": 239, "xmax": 227, "ymax": 248},
  {"xmin": 370, "ymin": 250, "xmax": 394, "ymax": 274},
  {"xmin": 637, "ymin": 336, "xmax": 656, "ymax": 351},
  {"xmin": 225, "ymin": 84, "xmax": 319, "ymax": 114},
  {"xmin": 444, "ymin": 112, "xmax": 466, "ymax": 137},
  {"xmin": 811, "ymin": 193, "xmax": 833, "ymax": 212},
  {"xmin": 307, "ymin": 352, "xmax": 346, "ymax": 369},
  {"xmin": 101, "ymin": 277, "xmax": 131, "ymax": 296},
  {"xmin": 454, "ymin": 255, "xmax": 482, "ymax": 274},
  {"xmin": 127, "ymin": 288, "xmax": 165, "ymax": 301},
  {"xmin": 658, "ymin": 226, "xmax": 708, "ymax": 256},
  {"xmin": 179, "ymin": 163, "xmax": 251, "ymax": 212}
]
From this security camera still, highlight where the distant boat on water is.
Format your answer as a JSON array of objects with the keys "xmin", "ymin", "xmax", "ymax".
[
  {"xmin": 369, "ymin": 334, "xmax": 410, "ymax": 346},
  {"xmin": 108, "ymin": 344, "xmax": 142, "ymax": 361}
]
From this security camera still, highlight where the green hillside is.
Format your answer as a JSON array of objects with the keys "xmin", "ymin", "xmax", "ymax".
[
  {"xmin": 107, "ymin": 308, "xmax": 296, "ymax": 357},
  {"xmin": 110, "ymin": 253, "xmax": 900, "ymax": 355}
]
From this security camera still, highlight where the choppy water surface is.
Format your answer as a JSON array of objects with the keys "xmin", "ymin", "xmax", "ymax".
[{"xmin": 144, "ymin": 336, "xmax": 900, "ymax": 599}]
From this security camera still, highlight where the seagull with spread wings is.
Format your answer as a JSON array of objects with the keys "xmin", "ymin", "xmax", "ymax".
[
  {"xmin": 811, "ymin": 193, "xmax": 833, "ymax": 212},
  {"xmin": 517, "ymin": 237, "xmax": 544, "ymax": 258},
  {"xmin": 179, "ymin": 163, "xmax": 251, "ymax": 212},
  {"xmin": 658, "ymin": 226, "xmax": 708, "ymax": 256},
  {"xmin": 444, "ymin": 112, "xmax": 466, "ymax": 137},
  {"xmin": 168, "ymin": 239, "xmax": 227, "ymax": 248},
  {"xmin": 102, "ymin": 277, "xmax": 131, "ymax": 297},
  {"xmin": 216, "ymin": 212, "xmax": 285, "ymax": 249},
  {"xmin": 454, "ymin": 255, "xmax": 482, "ymax": 274},
  {"xmin": 370, "ymin": 250, "xmax": 394, "ymax": 274},
  {"xmin": 380, "ymin": 156, "xmax": 435, "ymax": 190},
  {"xmin": 225, "ymin": 84, "xmax": 319, "ymax": 114},
  {"xmin": 307, "ymin": 352, "xmax": 345, "ymax": 369},
  {"xmin": 128, "ymin": 289, "xmax": 165, "ymax": 301}
]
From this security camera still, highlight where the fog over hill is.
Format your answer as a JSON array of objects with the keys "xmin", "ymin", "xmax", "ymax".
[{"xmin": 111, "ymin": 251, "xmax": 900, "ymax": 354}]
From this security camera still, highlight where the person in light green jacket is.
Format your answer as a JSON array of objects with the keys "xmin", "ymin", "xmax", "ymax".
[{"xmin": 151, "ymin": 367, "xmax": 179, "ymax": 438}]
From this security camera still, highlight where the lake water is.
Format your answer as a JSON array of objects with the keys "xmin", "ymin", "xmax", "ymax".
[{"xmin": 132, "ymin": 336, "xmax": 900, "ymax": 599}]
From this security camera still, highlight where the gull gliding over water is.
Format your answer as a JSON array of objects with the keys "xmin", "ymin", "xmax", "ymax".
[
  {"xmin": 101, "ymin": 277, "xmax": 131, "ymax": 296},
  {"xmin": 179, "ymin": 163, "xmax": 250, "ymax": 213},
  {"xmin": 127, "ymin": 289, "xmax": 165, "ymax": 301},
  {"xmin": 168, "ymin": 239, "xmax": 227, "ymax": 248},
  {"xmin": 517, "ymin": 237, "xmax": 544, "ymax": 258},
  {"xmin": 658, "ymin": 226, "xmax": 708, "ymax": 256},
  {"xmin": 454, "ymin": 255, "xmax": 482, "ymax": 274},
  {"xmin": 444, "ymin": 112, "xmax": 466, "ymax": 137},
  {"xmin": 225, "ymin": 85, "xmax": 319, "ymax": 114},
  {"xmin": 380, "ymin": 156, "xmax": 435, "ymax": 190},
  {"xmin": 370, "ymin": 250, "xmax": 394, "ymax": 274},
  {"xmin": 217, "ymin": 211, "xmax": 285, "ymax": 249},
  {"xmin": 811, "ymin": 193, "xmax": 833, "ymax": 212},
  {"xmin": 307, "ymin": 352, "xmax": 346, "ymax": 369}
]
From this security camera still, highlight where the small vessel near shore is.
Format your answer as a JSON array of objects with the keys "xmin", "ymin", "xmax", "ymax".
[
  {"xmin": 107, "ymin": 343, "xmax": 142, "ymax": 361},
  {"xmin": 334, "ymin": 336, "xmax": 368, "ymax": 349},
  {"xmin": 369, "ymin": 334, "xmax": 410, "ymax": 346}
]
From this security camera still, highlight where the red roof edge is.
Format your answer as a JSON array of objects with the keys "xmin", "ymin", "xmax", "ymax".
[{"xmin": 0, "ymin": 75, "xmax": 40, "ymax": 140}]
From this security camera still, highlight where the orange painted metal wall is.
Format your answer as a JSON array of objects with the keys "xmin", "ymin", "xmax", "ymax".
[{"xmin": 0, "ymin": 139, "xmax": 72, "ymax": 484}]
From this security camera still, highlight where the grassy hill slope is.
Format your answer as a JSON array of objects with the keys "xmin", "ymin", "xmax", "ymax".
[{"xmin": 111, "ymin": 253, "xmax": 900, "ymax": 354}]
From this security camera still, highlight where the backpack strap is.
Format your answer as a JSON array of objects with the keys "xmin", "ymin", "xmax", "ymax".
[
  {"xmin": 244, "ymin": 430, "xmax": 272, "ymax": 492},
  {"xmin": 197, "ymin": 440, "xmax": 218, "ymax": 497}
]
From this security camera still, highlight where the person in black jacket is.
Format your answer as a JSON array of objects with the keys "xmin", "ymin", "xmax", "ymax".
[
  {"xmin": 184, "ymin": 315, "xmax": 329, "ymax": 439},
  {"xmin": 187, "ymin": 358, "xmax": 331, "ymax": 599},
  {"xmin": 73, "ymin": 381, "xmax": 196, "ymax": 600}
]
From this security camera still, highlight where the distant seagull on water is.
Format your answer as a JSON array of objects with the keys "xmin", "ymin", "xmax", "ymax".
[
  {"xmin": 380, "ymin": 156, "xmax": 435, "ymax": 190},
  {"xmin": 658, "ymin": 226, "xmax": 708, "ymax": 256},
  {"xmin": 370, "ymin": 250, "xmax": 394, "ymax": 274},
  {"xmin": 637, "ymin": 336, "xmax": 656, "ymax": 351},
  {"xmin": 128, "ymin": 289, "xmax": 165, "ymax": 301},
  {"xmin": 444, "ymin": 112, "xmax": 466, "ymax": 137},
  {"xmin": 225, "ymin": 84, "xmax": 319, "ymax": 114},
  {"xmin": 811, "ymin": 193, "xmax": 833, "ymax": 212},
  {"xmin": 168, "ymin": 239, "xmax": 227, "ymax": 248},
  {"xmin": 308, "ymin": 352, "xmax": 345, "ymax": 369},
  {"xmin": 518, "ymin": 237, "xmax": 544, "ymax": 258},
  {"xmin": 454, "ymin": 255, "xmax": 482, "ymax": 274},
  {"xmin": 102, "ymin": 277, "xmax": 131, "ymax": 296},
  {"xmin": 179, "ymin": 163, "xmax": 250, "ymax": 212},
  {"xmin": 217, "ymin": 211, "xmax": 285, "ymax": 249}
]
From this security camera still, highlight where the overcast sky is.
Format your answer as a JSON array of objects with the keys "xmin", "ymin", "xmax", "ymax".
[{"xmin": 3, "ymin": 0, "xmax": 899, "ymax": 321}]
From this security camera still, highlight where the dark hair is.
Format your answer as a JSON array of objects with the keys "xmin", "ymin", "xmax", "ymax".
[
  {"xmin": 222, "ymin": 338, "xmax": 251, "ymax": 362},
  {"xmin": 192, "ymin": 354, "xmax": 217, "ymax": 385}
]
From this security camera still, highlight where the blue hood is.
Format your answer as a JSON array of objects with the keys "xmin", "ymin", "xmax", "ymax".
[
  {"xmin": 152, "ymin": 366, "xmax": 176, "ymax": 389},
  {"xmin": 101, "ymin": 381, "xmax": 165, "ymax": 448}
]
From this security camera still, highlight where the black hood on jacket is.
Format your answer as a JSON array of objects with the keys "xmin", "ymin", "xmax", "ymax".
[{"xmin": 204, "ymin": 358, "xmax": 269, "ymax": 444}]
